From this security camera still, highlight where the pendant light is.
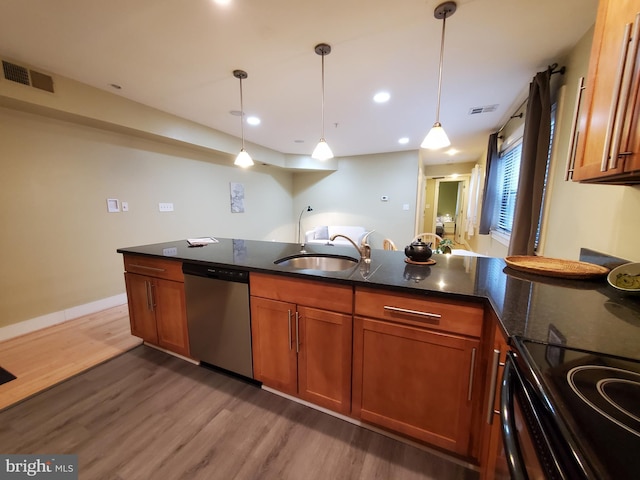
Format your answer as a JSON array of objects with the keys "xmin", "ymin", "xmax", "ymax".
[
  {"xmin": 311, "ymin": 43, "xmax": 334, "ymax": 161},
  {"xmin": 421, "ymin": 1, "xmax": 457, "ymax": 150},
  {"xmin": 233, "ymin": 69, "xmax": 254, "ymax": 168}
]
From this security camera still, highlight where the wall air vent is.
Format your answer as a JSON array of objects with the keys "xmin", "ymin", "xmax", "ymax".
[
  {"xmin": 468, "ymin": 104, "xmax": 498, "ymax": 115},
  {"xmin": 2, "ymin": 60, "xmax": 54, "ymax": 93}
]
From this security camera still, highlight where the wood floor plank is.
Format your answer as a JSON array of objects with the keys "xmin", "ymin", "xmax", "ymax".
[
  {"xmin": 0, "ymin": 346, "xmax": 478, "ymax": 479},
  {"xmin": 0, "ymin": 305, "xmax": 141, "ymax": 410}
]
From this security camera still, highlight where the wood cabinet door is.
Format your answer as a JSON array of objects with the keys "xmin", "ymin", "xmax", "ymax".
[
  {"xmin": 481, "ymin": 326, "xmax": 510, "ymax": 480},
  {"xmin": 154, "ymin": 278, "xmax": 190, "ymax": 357},
  {"xmin": 574, "ymin": 0, "xmax": 640, "ymax": 181},
  {"xmin": 352, "ymin": 316, "xmax": 480, "ymax": 456},
  {"xmin": 124, "ymin": 273, "xmax": 158, "ymax": 344},
  {"xmin": 297, "ymin": 306, "xmax": 352, "ymax": 414},
  {"xmin": 250, "ymin": 297, "xmax": 298, "ymax": 395}
]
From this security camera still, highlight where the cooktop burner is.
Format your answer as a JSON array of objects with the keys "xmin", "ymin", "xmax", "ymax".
[
  {"xmin": 515, "ymin": 338, "xmax": 640, "ymax": 479},
  {"xmin": 567, "ymin": 365, "xmax": 640, "ymax": 438}
]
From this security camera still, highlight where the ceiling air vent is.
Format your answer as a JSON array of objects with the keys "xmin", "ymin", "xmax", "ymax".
[
  {"xmin": 468, "ymin": 104, "xmax": 498, "ymax": 115},
  {"xmin": 2, "ymin": 60, "xmax": 54, "ymax": 93}
]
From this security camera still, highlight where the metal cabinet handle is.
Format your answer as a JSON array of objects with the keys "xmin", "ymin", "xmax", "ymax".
[
  {"xmin": 467, "ymin": 347, "xmax": 477, "ymax": 401},
  {"xmin": 610, "ymin": 13, "xmax": 640, "ymax": 170},
  {"xmin": 486, "ymin": 349, "xmax": 501, "ymax": 424},
  {"xmin": 129, "ymin": 263, "xmax": 166, "ymax": 272},
  {"xmin": 565, "ymin": 77, "xmax": 585, "ymax": 181},
  {"xmin": 295, "ymin": 311, "xmax": 300, "ymax": 353},
  {"xmin": 383, "ymin": 305, "xmax": 441, "ymax": 319},
  {"xmin": 602, "ymin": 22, "xmax": 632, "ymax": 172},
  {"xmin": 287, "ymin": 310, "xmax": 292, "ymax": 351},
  {"xmin": 149, "ymin": 283, "xmax": 156, "ymax": 312}
]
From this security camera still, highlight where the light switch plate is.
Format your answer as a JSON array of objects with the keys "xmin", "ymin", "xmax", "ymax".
[
  {"xmin": 106, "ymin": 198, "xmax": 120, "ymax": 213},
  {"xmin": 159, "ymin": 202, "xmax": 174, "ymax": 212}
]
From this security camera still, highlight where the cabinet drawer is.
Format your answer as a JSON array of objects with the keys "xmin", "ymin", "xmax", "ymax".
[
  {"xmin": 123, "ymin": 254, "xmax": 184, "ymax": 282},
  {"xmin": 250, "ymin": 272, "xmax": 352, "ymax": 313},
  {"xmin": 355, "ymin": 287, "xmax": 482, "ymax": 337}
]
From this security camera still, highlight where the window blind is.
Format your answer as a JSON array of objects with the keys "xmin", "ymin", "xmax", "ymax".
[{"xmin": 495, "ymin": 142, "xmax": 522, "ymax": 234}]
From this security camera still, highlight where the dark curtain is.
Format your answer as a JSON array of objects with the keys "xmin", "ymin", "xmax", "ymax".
[
  {"xmin": 508, "ymin": 69, "xmax": 551, "ymax": 256},
  {"xmin": 478, "ymin": 132, "xmax": 499, "ymax": 235}
]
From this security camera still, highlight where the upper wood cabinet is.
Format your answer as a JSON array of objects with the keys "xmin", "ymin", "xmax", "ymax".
[
  {"xmin": 249, "ymin": 273, "xmax": 353, "ymax": 414},
  {"xmin": 573, "ymin": 0, "xmax": 640, "ymax": 184},
  {"xmin": 122, "ymin": 254, "xmax": 190, "ymax": 357}
]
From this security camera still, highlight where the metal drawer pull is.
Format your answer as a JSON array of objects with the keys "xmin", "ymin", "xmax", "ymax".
[
  {"xmin": 287, "ymin": 310, "xmax": 292, "ymax": 351},
  {"xmin": 486, "ymin": 349, "xmax": 501, "ymax": 424},
  {"xmin": 565, "ymin": 76, "xmax": 585, "ymax": 181},
  {"xmin": 383, "ymin": 305, "xmax": 441, "ymax": 319},
  {"xmin": 129, "ymin": 264, "xmax": 166, "ymax": 272},
  {"xmin": 468, "ymin": 347, "xmax": 477, "ymax": 401},
  {"xmin": 601, "ymin": 22, "xmax": 632, "ymax": 172}
]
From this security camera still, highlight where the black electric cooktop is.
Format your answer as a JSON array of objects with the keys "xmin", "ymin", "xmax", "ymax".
[{"xmin": 514, "ymin": 338, "xmax": 640, "ymax": 479}]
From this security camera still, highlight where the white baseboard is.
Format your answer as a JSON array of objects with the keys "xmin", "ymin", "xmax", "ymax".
[{"xmin": 0, "ymin": 293, "xmax": 128, "ymax": 342}]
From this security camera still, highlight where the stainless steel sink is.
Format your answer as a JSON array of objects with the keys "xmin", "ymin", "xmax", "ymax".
[{"xmin": 274, "ymin": 254, "xmax": 359, "ymax": 271}]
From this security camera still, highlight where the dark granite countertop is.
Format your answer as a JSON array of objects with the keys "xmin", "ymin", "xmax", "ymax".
[{"xmin": 118, "ymin": 238, "xmax": 640, "ymax": 361}]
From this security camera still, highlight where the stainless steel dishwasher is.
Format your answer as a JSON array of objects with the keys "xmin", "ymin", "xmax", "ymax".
[{"xmin": 183, "ymin": 263, "xmax": 253, "ymax": 379}]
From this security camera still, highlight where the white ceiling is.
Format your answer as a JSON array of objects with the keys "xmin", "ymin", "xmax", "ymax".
[{"xmin": 0, "ymin": 0, "xmax": 598, "ymax": 166}]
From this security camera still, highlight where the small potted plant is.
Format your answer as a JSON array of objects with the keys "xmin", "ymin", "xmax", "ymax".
[{"xmin": 438, "ymin": 238, "xmax": 454, "ymax": 254}]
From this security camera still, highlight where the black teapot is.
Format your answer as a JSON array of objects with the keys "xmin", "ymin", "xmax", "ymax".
[{"xmin": 404, "ymin": 239, "xmax": 433, "ymax": 262}]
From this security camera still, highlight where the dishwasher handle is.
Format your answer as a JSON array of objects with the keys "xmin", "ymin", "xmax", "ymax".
[{"xmin": 182, "ymin": 263, "xmax": 249, "ymax": 283}]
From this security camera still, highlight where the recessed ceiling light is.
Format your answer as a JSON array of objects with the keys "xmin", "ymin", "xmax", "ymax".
[
  {"xmin": 373, "ymin": 91, "xmax": 390, "ymax": 103},
  {"xmin": 246, "ymin": 116, "xmax": 260, "ymax": 126},
  {"xmin": 398, "ymin": 137, "xmax": 409, "ymax": 144},
  {"xmin": 446, "ymin": 148, "xmax": 458, "ymax": 156},
  {"xmin": 213, "ymin": 0, "xmax": 232, "ymax": 6}
]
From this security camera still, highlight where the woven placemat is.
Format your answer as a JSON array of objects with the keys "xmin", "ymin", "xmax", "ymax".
[{"xmin": 505, "ymin": 256, "xmax": 610, "ymax": 279}]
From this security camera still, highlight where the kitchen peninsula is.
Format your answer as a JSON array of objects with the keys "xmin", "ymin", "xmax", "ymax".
[{"xmin": 118, "ymin": 238, "xmax": 640, "ymax": 474}]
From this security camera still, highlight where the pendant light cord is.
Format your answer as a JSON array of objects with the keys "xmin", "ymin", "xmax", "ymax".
[
  {"xmin": 320, "ymin": 51, "xmax": 326, "ymax": 140},
  {"xmin": 435, "ymin": 11, "xmax": 448, "ymax": 123},
  {"xmin": 239, "ymin": 76, "xmax": 246, "ymax": 149}
]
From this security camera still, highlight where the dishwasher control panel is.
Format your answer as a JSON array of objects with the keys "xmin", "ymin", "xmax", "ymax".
[{"xmin": 182, "ymin": 263, "xmax": 249, "ymax": 283}]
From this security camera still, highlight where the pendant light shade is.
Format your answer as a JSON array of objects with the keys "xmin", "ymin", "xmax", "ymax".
[
  {"xmin": 422, "ymin": 122, "xmax": 450, "ymax": 150},
  {"xmin": 311, "ymin": 139, "xmax": 333, "ymax": 161},
  {"xmin": 312, "ymin": 43, "xmax": 334, "ymax": 161},
  {"xmin": 233, "ymin": 69, "xmax": 254, "ymax": 168},
  {"xmin": 421, "ymin": 2, "xmax": 457, "ymax": 150}
]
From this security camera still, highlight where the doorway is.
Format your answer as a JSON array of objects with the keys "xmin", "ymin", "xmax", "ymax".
[{"xmin": 422, "ymin": 176, "xmax": 469, "ymax": 244}]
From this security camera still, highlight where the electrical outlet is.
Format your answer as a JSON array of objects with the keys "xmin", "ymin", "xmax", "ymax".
[{"xmin": 158, "ymin": 202, "xmax": 174, "ymax": 212}]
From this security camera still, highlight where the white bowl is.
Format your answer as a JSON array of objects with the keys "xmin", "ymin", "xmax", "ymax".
[{"xmin": 607, "ymin": 262, "xmax": 640, "ymax": 294}]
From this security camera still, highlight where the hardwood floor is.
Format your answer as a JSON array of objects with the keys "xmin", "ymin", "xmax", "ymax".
[
  {"xmin": 0, "ymin": 346, "xmax": 479, "ymax": 479},
  {"xmin": 0, "ymin": 304, "xmax": 141, "ymax": 411}
]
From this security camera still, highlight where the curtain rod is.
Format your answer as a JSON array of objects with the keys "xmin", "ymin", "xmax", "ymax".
[{"xmin": 497, "ymin": 63, "xmax": 565, "ymax": 135}]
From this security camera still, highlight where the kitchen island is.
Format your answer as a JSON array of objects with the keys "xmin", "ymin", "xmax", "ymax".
[
  {"xmin": 118, "ymin": 238, "xmax": 640, "ymax": 477},
  {"xmin": 117, "ymin": 238, "xmax": 640, "ymax": 361}
]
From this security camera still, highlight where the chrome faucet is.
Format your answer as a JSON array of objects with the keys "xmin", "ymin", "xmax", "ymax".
[{"xmin": 330, "ymin": 231, "xmax": 373, "ymax": 263}]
